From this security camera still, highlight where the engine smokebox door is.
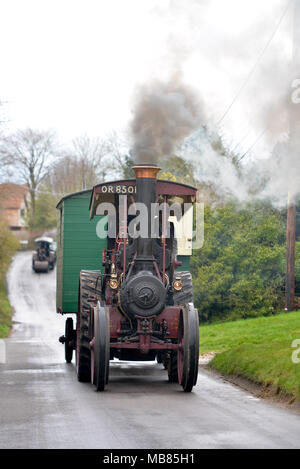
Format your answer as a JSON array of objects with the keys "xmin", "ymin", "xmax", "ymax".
[{"xmin": 120, "ymin": 271, "xmax": 167, "ymax": 318}]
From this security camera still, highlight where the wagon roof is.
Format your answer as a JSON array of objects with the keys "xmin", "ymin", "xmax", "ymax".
[
  {"xmin": 89, "ymin": 179, "xmax": 197, "ymax": 219},
  {"xmin": 56, "ymin": 189, "xmax": 92, "ymax": 209}
]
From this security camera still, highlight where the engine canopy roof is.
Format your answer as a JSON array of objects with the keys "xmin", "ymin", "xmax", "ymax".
[{"xmin": 89, "ymin": 179, "xmax": 197, "ymax": 219}]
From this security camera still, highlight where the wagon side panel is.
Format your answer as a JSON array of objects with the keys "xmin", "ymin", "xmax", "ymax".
[
  {"xmin": 56, "ymin": 204, "xmax": 64, "ymax": 312},
  {"xmin": 61, "ymin": 192, "xmax": 106, "ymax": 314}
]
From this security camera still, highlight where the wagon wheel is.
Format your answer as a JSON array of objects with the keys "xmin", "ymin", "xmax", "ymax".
[
  {"xmin": 177, "ymin": 304, "xmax": 199, "ymax": 393},
  {"xmin": 91, "ymin": 302, "xmax": 110, "ymax": 392},
  {"xmin": 65, "ymin": 318, "xmax": 74, "ymax": 364}
]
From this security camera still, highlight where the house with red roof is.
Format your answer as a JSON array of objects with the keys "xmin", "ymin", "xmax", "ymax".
[{"xmin": 0, "ymin": 183, "xmax": 29, "ymax": 231}]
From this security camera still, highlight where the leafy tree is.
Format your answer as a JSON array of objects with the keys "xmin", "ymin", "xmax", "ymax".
[
  {"xmin": 0, "ymin": 218, "xmax": 19, "ymax": 278},
  {"xmin": 191, "ymin": 203, "xmax": 286, "ymax": 322},
  {"xmin": 32, "ymin": 188, "xmax": 58, "ymax": 230},
  {"xmin": 121, "ymin": 153, "xmax": 135, "ymax": 179},
  {"xmin": 295, "ymin": 241, "xmax": 300, "ymax": 302},
  {"xmin": 159, "ymin": 171, "xmax": 177, "ymax": 182},
  {"xmin": 159, "ymin": 155, "xmax": 196, "ymax": 186}
]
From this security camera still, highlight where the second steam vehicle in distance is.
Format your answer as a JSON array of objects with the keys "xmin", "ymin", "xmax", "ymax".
[{"xmin": 32, "ymin": 237, "xmax": 56, "ymax": 273}]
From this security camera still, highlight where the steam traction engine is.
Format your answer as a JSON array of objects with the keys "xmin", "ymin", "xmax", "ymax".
[
  {"xmin": 32, "ymin": 237, "xmax": 56, "ymax": 273},
  {"xmin": 60, "ymin": 165, "xmax": 199, "ymax": 392}
]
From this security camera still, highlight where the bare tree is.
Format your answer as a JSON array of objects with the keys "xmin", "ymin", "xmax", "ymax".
[
  {"xmin": 0, "ymin": 101, "xmax": 8, "ymax": 182},
  {"xmin": 47, "ymin": 155, "xmax": 85, "ymax": 196},
  {"xmin": 45, "ymin": 132, "xmax": 131, "ymax": 198},
  {"xmin": 49, "ymin": 134, "xmax": 117, "ymax": 195},
  {"xmin": 0, "ymin": 128, "xmax": 57, "ymax": 226},
  {"xmin": 71, "ymin": 135, "xmax": 111, "ymax": 188},
  {"xmin": 46, "ymin": 136, "xmax": 110, "ymax": 196},
  {"xmin": 104, "ymin": 130, "xmax": 132, "ymax": 178}
]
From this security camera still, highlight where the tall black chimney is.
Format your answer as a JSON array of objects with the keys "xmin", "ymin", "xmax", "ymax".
[{"xmin": 132, "ymin": 165, "xmax": 161, "ymax": 259}]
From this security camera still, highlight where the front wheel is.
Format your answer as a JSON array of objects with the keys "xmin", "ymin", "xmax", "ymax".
[
  {"xmin": 177, "ymin": 304, "xmax": 199, "ymax": 393},
  {"xmin": 91, "ymin": 302, "xmax": 110, "ymax": 392}
]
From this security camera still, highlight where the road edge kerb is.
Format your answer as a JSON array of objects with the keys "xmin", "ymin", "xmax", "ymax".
[{"xmin": 199, "ymin": 362, "xmax": 300, "ymax": 415}]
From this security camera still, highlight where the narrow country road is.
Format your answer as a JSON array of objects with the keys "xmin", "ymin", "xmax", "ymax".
[{"xmin": 1, "ymin": 251, "xmax": 300, "ymax": 449}]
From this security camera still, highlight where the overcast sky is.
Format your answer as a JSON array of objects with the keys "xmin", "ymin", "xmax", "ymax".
[{"xmin": 0, "ymin": 0, "xmax": 293, "ymax": 158}]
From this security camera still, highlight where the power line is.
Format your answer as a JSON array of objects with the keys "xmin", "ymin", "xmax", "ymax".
[
  {"xmin": 217, "ymin": 1, "xmax": 292, "ymax": 127},
  {"xmin": 238, "ymin": 129, "xmax": 266, "ymax": 163},
  {"xmin": 231, "ymin": 126, "xmax": 253, "ymax": 153}
]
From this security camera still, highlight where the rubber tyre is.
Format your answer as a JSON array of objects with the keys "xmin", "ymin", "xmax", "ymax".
[
  {"xmin": 178, "ymin": 304, "xmax": 199, "ymax": 393},
  {"xmin": 65, "ymin": 318, "xmax": 74, "ymax": 364},
  {"xmin": 173, "ymin": 272, "xmax": 194, "ymax": 306},
  {"xmin": 92, "ymin": 302, "xmax": 110, "ymax": 392},
  {"xmin": 76, "ymin": 275, "xmax": 92, "ymax": 382},
  {"xmin": 76, "ymin": 270, "xmax": 102, "ymax": 382},
  {"xmin": 170, "ymin": 272, "xmax": 194, "ymax": 383}
]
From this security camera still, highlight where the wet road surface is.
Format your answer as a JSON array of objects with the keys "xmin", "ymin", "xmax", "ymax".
[{"xmin": 1, "ymin": 252, "xmax": 300, "ymax": 449}]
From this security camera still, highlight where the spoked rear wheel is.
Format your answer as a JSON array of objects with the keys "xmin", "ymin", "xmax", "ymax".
[
  {"xmin": 76, "ymin": 274, "xmax": 92, "ymax": 382},
  {"xmin": 177, "ymin": 304, "xmax": 199, "ymax": 393},
  {"xmin": 91, "ymin": 302, "xmax": 110, "ymax": 392},
  {"xmin": 65, "ymin": 318, "xmax": 75, "ymax": 363}
]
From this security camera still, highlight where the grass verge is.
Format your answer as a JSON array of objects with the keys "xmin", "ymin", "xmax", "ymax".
[
  {"xmin": 200, "ymin": 312, "xmax": 300, "ymax": 400},
  {"xmin": 0, "ymin": 277, "xmax": 12, "ymax": 338}
]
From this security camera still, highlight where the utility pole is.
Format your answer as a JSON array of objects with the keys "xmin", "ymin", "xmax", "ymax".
[
  {"xmin": 286, "ymin": 0, "xmax": 300, "ymax": 312},
  {"xmin": 286, "ymin": 196, "xmax": 296, "ymax": 312}
]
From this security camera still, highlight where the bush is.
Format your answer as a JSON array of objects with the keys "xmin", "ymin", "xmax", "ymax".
[
  {"xmin": 0, "ymin": 218, "xmax": 19, "ymax": 337},
  {"xmin": 0, "ymin": 219, "xmax": 19, "ymax": 277},
  {"xmin": 31, "ymin": 190, "xmax": 58, "ymax": 230},
  {"xmin": 191, "ymin": 203, "xmax": 286, "ymax": 323}
]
